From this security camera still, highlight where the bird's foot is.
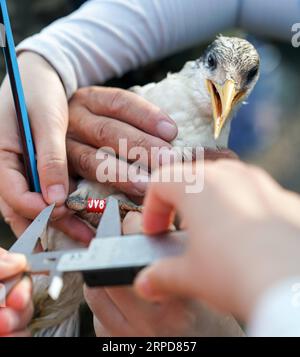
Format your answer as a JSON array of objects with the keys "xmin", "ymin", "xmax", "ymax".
[
  {"xmin": 66, "ymin": 195, "xmax": 88, "ymax": 212},
  {"xmin": 66, "ymin": 189, "xmax": 142, "ymax": 228}
]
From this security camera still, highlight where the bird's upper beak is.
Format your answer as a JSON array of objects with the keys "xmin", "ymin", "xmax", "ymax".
[{"xmin": 206, "ymin": 79, "xmax": 244, "ymax": 140}]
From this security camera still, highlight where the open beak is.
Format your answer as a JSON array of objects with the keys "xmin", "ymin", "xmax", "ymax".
[{"xmin": 206, "ymin": 79, "xmax": 245, "ymax": 140}]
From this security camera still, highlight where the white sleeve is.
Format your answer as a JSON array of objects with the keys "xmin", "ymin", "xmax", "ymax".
[
  {"xmin": 16, "ymin": 0, "xmax": 299, "ymax": 98},
  {"xmin": 247, "ymin": 277, "xmax": 300, "ymax": 337},
  {"xmin": 16, "ymin": 0, "xmax": 238, "ymax": 98}
]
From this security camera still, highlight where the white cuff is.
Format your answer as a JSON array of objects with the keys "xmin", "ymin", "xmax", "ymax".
[{"xmin": 247, "ymin": 277, "xmax": 300, "ymax": 337}]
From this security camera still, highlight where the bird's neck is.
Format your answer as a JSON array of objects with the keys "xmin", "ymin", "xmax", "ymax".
[
  {"xmin": 135, "ymin": 64, "xmax": 231, "ymax": 149},
  {"xmin": 170, "ymin": 67, "xmax": 230, "ymax": 149}
]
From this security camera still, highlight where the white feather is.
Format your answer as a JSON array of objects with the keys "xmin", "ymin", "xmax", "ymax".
[{"xmin": 132, "ymin": 62, "xmax": 230, "ymax": 149}]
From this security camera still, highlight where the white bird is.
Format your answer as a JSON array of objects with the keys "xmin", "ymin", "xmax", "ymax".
[{"xmin": 30, "ymin": 36, "xmax": 260, "ymax": 337}]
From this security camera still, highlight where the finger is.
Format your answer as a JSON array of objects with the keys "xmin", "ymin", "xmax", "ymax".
[
  {"xmin": 68, "ymin": 105, "xmax": 171, "ymax": 168},
  {"xmin": 83, "ymin": 285, "xmax": 129, "ymax": 336},
  {"xmin": 67, "ymin": 138, "xmax": 149, "ymax": 197},
  {"xmin": 0, "ymin": 152, "xmax": 69, "ymax": 221},
  {"xmin": 72, "ymin": 87, "xmax": 178, "ymax": 142},
  {"xmin": 52, "ymin": 215, "xmax": 94, "ymax": 245},
  {"xmin": 134, "ymin": 257, "xmax": 189, "ymax": 302},
  {"xmin": 124, "ymin": 209, "xmax": 175, "ymax": 234},
  {"xmin": 0, "ymin": 56, "xmax": 69, "ymax": 220},
  {"xmin": 122, "ymin": 212, "xmax": 143, "ymax": 235},
  {"xmin": 0, "ymin": 304, "xmax": 33, "ymax": 335},
  {"xmin": 93, "ymin": 317, "xmax": 109, "ymax": 337},
  {"xmin": 20, "ymin": 54, "xmax": 69, "ymax": 207},
  {"xmin": 68, "ymin": 177, "xmax": 79, "ymax": 194},
  {"xmin": 2, "ymin": 330, "xmax": 31, "ymax": 337},
  {"xmin": 6, "ymin": 277, "xmax": 32, "ymax": 311},
  {"xmin": 33, "ymin": 117, "xmax": 68, "ymax": 207},
  {"xmin": 0, "ymin": 77, "xmax": 43, "ymax": 220},
  {"xmin": 204, "ymin": 148, "xmax": 239, "ymax": 161},
  {"xmin": 0, "ymin": 197, "xmax": 31, "ymax": 237},
  {"xmin": 105, "ymin": 287, "xmax": 153, "ymax": 326},
  {"xmin": 0, "ymin": 250, "xmax": 27, "ymax": 280},
  {"xmin": 142, "ymin": 164, "xmax": 199, "ymax": 234},
  {"xmin": 0, "ymin": 151, "xmax": 46, "ymax": 218},
  {"xmin": 0, "ymin": 278, "xmax": 33, "ymax": 335}
]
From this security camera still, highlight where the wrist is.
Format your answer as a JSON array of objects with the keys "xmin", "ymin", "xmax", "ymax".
[
  {"xmin": 18, "ymin": 51, "xmax": 66, "ymax": 95},
  {"xmin": 18, "ymin": 51, "xmax": 53, "ymax": 71}
]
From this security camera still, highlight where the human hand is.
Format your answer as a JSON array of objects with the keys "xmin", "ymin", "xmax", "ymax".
[
  {"xmin": 0, "ymin": 52, "xmax": 93, "ymax": 243},
  {"xmin": 134, "ymin": 160, "xmax": 300, "ymax": 322},
  {"xmin": 204, "ymin": 148, "xmax": 238, "ymax": 161},
  {"xmin": 67, "ymin": 86, "xmax": 178, "ymax": 197},
  {"xmin": 84, "ymin": 211, "xmax": 244, "ymax": 337},
  {"xmin": 0, "ymin": 249, "xmax": 33, "ymax": 337}
]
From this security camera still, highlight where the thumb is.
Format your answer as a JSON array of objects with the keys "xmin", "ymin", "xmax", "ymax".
[
  {"xmin": 20, "ymin": 52, "xmax": 69, "ymax": 206},
  {"xmin": 134, "ymin": 256, "xmax": 189, "ymax": 301},
  {"xmin": 0, "ymin": 250, "xmax": 27, "ymax": 280},
  {"xmin": 36, "ymin": 120, "xmax": 69, "ymax": 206}
]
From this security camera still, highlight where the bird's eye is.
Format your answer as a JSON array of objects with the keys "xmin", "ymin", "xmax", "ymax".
[
  {"xmin": 206, "ymin": 54, "xmax": 217, "ymax": 70},
  {"xmin": 246, "ymin": 66, "xmax": 259, "ymax": 83}
]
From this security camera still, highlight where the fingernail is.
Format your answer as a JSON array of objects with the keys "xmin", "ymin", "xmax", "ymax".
[
  {"xmin": 156, "ymin": 121, "xmax": 178, "ymax": 141},
  {"xmin": 47, "ymin": 185, "xmax": 66, "ymax": 204}
]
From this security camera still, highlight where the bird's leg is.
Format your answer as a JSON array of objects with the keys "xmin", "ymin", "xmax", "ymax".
[
  {"xmin": 66, "ymin": 180, "xmax": 142, "ymax": 228},
  {"xmin": 66, "ymin": 188, "xmax": 89, "ymax": 212}
]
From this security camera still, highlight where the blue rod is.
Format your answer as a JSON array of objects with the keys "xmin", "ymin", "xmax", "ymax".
[{"xmin": 0, "ymin": 0, "xmax": 41, "ymax": 192}]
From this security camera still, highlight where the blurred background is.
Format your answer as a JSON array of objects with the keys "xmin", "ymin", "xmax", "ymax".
[{"xmin": 1, "ymin": 0, "xmax": 300, "ymax": 249}]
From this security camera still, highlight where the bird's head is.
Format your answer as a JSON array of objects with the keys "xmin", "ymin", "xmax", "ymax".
[{"xmin": 194, "ymin": 36, "xmax": 260, "ymax": 140}]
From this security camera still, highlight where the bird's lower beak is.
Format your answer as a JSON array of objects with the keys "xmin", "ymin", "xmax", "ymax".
[{"xmin": 206, "ymin": 79, "xmax": 243, "ymax": 140}]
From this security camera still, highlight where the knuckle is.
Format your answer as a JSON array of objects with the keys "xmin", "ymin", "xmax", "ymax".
[
  {"xmin": 109, "ymin": 89, "xmax": 129, "ymax": 116},
  {"xmin": 248, "ymin": 165, "xmax": 271, "ymax": 184},
  {"xmin": 78, "ymin": 150, "xmax": 92, "ymax": 175},
  {"xmin": 71, "ymin": 87, "xmax": 91, "ymax": 104},
  {"xmin": 3, "ymin": 210, "xmax": 18, "ymax": 227},
  {"xmin": 94, "ymin": 120, "xmax": 112, "ymax": 144},
  {"xmin": 38, "ymin": 153, "xmax": 66, "ymax": 173},
  {"xmin": 0, "ymin": 150, "xmax": 15, "ymax": 164},
  {"xmin": 133, "ymin": 135, "xmax": 148, "ymax": 149}
]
